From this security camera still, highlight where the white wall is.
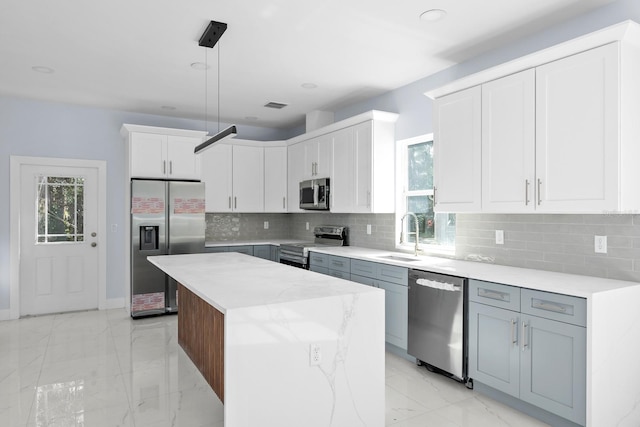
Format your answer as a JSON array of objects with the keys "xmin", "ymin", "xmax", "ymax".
[
  {"xmin": 0, "ymin": 96, "xmax": 291, "ymax": 310},
  {"xmin": 332, "ymin": 0, "xmax": 640, "ymax": 141}
]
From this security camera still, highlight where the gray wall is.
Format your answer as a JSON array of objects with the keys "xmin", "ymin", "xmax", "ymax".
[{"xmin": 0, "ymin": 96, "xmax": 292, "ymax": 309}]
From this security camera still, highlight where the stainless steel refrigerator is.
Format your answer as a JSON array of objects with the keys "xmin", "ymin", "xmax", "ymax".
[{"xmin": 130, "ymin": 179, "xmax": 205, "ymax": 318}]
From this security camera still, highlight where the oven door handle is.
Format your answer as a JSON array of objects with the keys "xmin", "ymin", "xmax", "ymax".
[{"xmin": 313, "ymin": 181, "xmax": 319, "ymax": 206}]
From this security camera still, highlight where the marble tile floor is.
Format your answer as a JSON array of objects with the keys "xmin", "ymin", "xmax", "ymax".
[{"xmin": 1, "ymin": 309, "xmax": 550, "ymax": 427}]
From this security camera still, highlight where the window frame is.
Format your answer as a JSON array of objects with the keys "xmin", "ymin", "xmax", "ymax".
[{"xmin": 395, "ymin": 134, "xmax": 455, "ymax": 255}]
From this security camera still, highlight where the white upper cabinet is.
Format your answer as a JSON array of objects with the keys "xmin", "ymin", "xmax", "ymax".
[
  {"xmin": 482, "ymin": 69, "xmax": 536, "ymax": 212},
  {"xmin": 264, "ymin": 146, "xmax": 288, "ymax": 212},
  {"xmin": 123, "ymin": 125, "xmax": 205, "ymax": 180},
  {"xmin": 535, "ymin": 43, "xmax": 620, "ymax": 212},
  {"xmin": 200, "ymin": 142, "xmax": 265, "ymax": 213},
  {"xmin": 201, "ymin": 143, "xmax": 233, "ymax": 212},
  {"xmin": 301, "ymin": 135, "xmax": 333, "ymax": 179},
  {"xmin": 287, "ymin": 142, "xmax": 305, "ymax": 213},
  {"xmin": 232, "ymin": 145, "xmax": 264, "ymax": 212},
  {"xmin": 428, "ymin": 21, "xmax": 640, "ymax": 213},
  {"xmin": 433, "ymin": 86, "xmax": 482, "ymax": 212},
  {"xmin": 331, "ymin": 119, "xmax": 396, "ymax": 213}
]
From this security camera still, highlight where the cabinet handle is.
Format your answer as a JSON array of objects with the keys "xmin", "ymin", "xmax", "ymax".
[
  {"xmin": 511, "ymin": 318, "xmax": 518, "ymax": 345},
  {"xmin": 433, "ymin": 186, "xmax": 437, "ymax": 206},
  {"xmin": 525, "ymin": 179, "xmax": 530, "ymax": 206},
  {"xmin": 163, "ymin": 160, "xmax": 166, "ymax": 174},
  {"xmin": 522, "ymin": 321, "xmax": 529, "ymax": 351},
  {"xmin": 367, "ymin": 191, "xmax": 371, "ymax": 208},
  {"xmin": 169, "ymin": 160, "xmax": 173, "ymax": 175},
  {"xmin": 228, "ymin": 197, "xmax": 231, "ymax": 209},
  {"xmin": 531, "ymin": 299, "xmax": 570, "ymax": 314},
  {"xmin": 283, "ymin": 197, "xmax": 286, "ymax": 209},
  {"xmin": 332, "ymin": 261, "xmax": 344, "ymax": 267},
  {"xmin": 537, "ymin": 179, "xmax": 542, "ymax": 205},
  {"xmin": 234, "ymin": 197, "xmax": 237, "ymax": 209},
  {"xmin": 478, "ymin": 288, "xmax": 509, "ymax": 302}
]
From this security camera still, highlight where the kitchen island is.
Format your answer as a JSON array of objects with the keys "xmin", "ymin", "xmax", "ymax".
[{"xmin": 148, "ymin": 252, "xmax": 385, "ymax": 427}]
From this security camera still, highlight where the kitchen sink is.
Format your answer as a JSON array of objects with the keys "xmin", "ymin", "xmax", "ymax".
[{"xmin": 377, "ymin": 254, "xmax": 421, "ymax": 262}]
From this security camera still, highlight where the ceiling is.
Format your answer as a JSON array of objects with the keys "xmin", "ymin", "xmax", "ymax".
[{"xmin": 0, "ymin": 0, "xmax": 615, "ymax": 130}]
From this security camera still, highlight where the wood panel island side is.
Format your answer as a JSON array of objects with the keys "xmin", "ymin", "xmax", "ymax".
[{"xmin": 148, "ymin": 252, "xmax": 385, "ymax": 427}]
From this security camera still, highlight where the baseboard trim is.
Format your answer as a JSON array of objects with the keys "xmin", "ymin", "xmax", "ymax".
[{"xmin": 104, "ymin": 298, "xmax": 125, "ymax": 310}]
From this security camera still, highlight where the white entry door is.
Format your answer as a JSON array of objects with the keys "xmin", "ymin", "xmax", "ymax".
[{"xmin": 19, "ymin": 164, "xmax": 100, "ymax": 316}]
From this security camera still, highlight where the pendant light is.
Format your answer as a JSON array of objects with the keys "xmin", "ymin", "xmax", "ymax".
[{"xmin": 194, "ymin": 20, "xmax": 237, "ymax": 154}]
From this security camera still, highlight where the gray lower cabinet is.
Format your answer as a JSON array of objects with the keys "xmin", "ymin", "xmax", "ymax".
[
  {"xmin": 468, "ymin": 279, "xmax": 586, "ymax": 426},
  {"xmin": 204, "ymin": 246, "xmax": 229, "ymax": 253},
  {"xmin": 351, "ymin": 259, "xmax": 408, "ymax": 350},
  {"xmin": 309, "ymin": 252, "xmax": 329, "ymax": 274},
  {"xmin": 253, "ymin": 245, "xmax": 271, "ymax": 260},
  {"xmin": 206, "ymin": 244, "xmax": 279, "ymax": 261}
]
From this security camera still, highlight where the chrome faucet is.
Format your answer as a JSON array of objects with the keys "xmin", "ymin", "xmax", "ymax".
[{"xmin": 400, "ymin": 212, "xmax": 421, "ymax": 256}]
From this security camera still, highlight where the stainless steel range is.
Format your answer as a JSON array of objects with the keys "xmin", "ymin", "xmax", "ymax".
[{"xmin": 279, "ymin": 226, "xmax": 348, "ymax": 269}]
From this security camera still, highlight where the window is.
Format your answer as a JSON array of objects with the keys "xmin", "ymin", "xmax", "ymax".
[
  {"xmin": 36, "ymin": 175, "xmax": 85, "ymax": 243},
  {"xmin": 397, "ymin": 135, "xmax": 455, "ymax": 251}
]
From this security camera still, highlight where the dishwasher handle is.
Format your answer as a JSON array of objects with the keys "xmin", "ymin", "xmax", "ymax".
[{"xmin": 415, "ymin": 278, "xmax": 461, "ymax": 292}]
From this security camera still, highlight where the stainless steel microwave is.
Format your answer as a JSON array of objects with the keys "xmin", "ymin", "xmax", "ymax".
[{"xmin": 299, "ymin": 178, "xmax": 330, "ymax": 210}]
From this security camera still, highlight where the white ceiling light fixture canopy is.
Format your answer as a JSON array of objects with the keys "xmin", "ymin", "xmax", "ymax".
[{"xmin": 194, "ymin": 20, "xmax": 237, "ymax": 154}]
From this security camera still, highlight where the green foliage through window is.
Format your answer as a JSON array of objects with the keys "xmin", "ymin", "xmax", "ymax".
[
  {"xmin": 401, "ymin": 138, "xmax": 455, "ymax": 248},
  {"xmin": 37, "ymin": 176, "xmax": 85, "ymax": 243}
]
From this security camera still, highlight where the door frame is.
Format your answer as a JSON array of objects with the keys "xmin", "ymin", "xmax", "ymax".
[{"xmin": 9, "ymin": 156, "xmax": 107, "ymax": 319}]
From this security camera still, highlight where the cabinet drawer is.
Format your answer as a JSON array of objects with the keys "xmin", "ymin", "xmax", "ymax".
[
  {"xmin": 350, "ymin": 259, "xmax": 377, "ymax": 278},
  {"xmin": 350, "ymin": 274, "xmax": 377, "ymax": 287},
  {"xmin": 328, "ymin": 270, "xmax": 349, "ymax": 280},
  {"xmin": 377, "ymin": 264, "xmax": 408, "ymax": 286},
  {"xmin": 521, "ymin": 289, "xmax": 586, "ymax": 327},
  {"xmin": 309, "ymin": 252, "xmax": 328, "ymax": 267},
  {"xmin": 469, "ymin": 279, "xmax": 521, "ymax": 312},
  {"xmin": 309, "ymin": 265, "xmax": 328, "ymax": 275},
  {"xmin": 328, "ymin": 255, "xmax": 350, "ymax": 273}
]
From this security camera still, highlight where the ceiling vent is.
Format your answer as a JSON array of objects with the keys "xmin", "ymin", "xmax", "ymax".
[{"xmin": 264, "ymin": 101, "xmax": 288, "ymax": 109}]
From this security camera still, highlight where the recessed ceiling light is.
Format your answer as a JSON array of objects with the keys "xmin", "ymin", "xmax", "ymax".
[
  {"xmin": 32, "ymin": 66, "xmax": 54, "ymax": 74},
  {"xmin": 420, "ymin": 9, "xmax": 447, "ymax": 22},
  {"xmin": 190, "ymin": 62, "xmax": 210, "ymax": 70},
  {"xmin": 301, "ymin": 83, "xmax": 318, "ymax": 89},
  {"xmin": 161, "ymin": 105, "xmax": 176, "ymax": 110}
]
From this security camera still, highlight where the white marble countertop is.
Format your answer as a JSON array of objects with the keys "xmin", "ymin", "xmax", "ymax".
[
  {"xmin": 205, "ymin": 239, "xmax": 309, "ymax": 247},
  {"xmin": 148, "ymin": 252, "xmax": 381, "ymax": 314},
  {"xmin": 307, "ymin": 246, "xmax": 640, "ymax": 299}
]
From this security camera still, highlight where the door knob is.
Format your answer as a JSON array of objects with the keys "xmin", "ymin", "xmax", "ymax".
[
  {"xmin": 91, "ymin": 232, "xmax": 97, "ymax": 237},
  {"xmin": 91, "ymin": 242, "xmax": 97, "ymax": 247}
]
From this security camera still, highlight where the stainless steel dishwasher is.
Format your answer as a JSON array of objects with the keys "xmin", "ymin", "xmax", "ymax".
[{"xmin": 408, "ymin": 269, "xmax": 469, "ymax": 384}]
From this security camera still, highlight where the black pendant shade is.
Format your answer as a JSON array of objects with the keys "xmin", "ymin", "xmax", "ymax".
[
  {"xmin": 195, "ymin": 20, "xmax": 237, "ymax": 154},
  {"xmin": 194, "ymin": 125, "xmax": 237, "ymax": 154}
]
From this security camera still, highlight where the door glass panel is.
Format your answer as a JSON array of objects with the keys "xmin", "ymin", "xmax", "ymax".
[{"xmin": 36, "ymin": 175, "xmax": 85, "ymax": 243}]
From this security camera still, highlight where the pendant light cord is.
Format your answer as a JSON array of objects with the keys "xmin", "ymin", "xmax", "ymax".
[
  {"xmin": 217, "ymin": 41, "xmax": 221, "ymax": 133},
  {"xmin": 204, "ymin": 48, "xmax": 208, "ymax": 135}
]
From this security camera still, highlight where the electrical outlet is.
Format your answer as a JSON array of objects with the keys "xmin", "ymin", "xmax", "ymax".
[
  {"xmin": 495, "ymin": 230, "xmax": 504, "ymax": 245},
  {"xmin": 111, "ymin": 224, "xmax": 118, "ymax": 233},
  {"xmin": 306, "ymin": 222, "xmax": 309, "ymax": 230},
  {"xmin": 309, "ymin": 343, "xmax": 321, "ymax": 366},
  {"xmin": 263, "ymin": 221, "xmax": 269, "ymax": 230},
  {"xmin": 595, "ymin": 235, "xmax": 607, "ymax": 254},
  {"xmin": 367, "ymin": 224, "xmax": 372, "ymax": 235}
]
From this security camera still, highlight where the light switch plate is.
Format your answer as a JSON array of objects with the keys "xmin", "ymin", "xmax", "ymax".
[
  {"xmin": 306, "ymin": 222, "xmax": 309, "ymax": 230},
  {"xmin": 264, "ymin": 221, "xmax": 269, "ymax": 230},
  {"xmin": 495, "ymin": 230, "xmax": 504, "ymax": 245},
  {"xmin": 595, "ymin": 235, "xmax": 607, "ymax": 254},
  {"xmin": 367, "ymin": 224, "xmax": 372, "ymax": 235}
]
